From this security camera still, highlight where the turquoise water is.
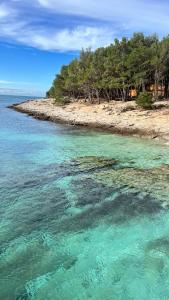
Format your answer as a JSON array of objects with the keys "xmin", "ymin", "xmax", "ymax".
[{"xmin": 1, "ymin": 96, "xmax": 169, "ymax": 299}]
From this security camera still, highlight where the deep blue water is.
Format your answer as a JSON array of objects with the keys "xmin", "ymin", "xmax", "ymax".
[{"xmin": 1, "ymin": 95, "xmax": 169, "ymax": 299}]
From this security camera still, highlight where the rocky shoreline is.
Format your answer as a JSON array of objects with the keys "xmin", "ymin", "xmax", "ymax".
[{"xmin": 9, "ymin": 98, "xmax": 169, "ymax": 142}]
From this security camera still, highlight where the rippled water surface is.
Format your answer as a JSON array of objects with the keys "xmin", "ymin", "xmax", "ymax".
[{"xmin": 1, "ymin": 95, "xmax": 169, "ymax": 299}]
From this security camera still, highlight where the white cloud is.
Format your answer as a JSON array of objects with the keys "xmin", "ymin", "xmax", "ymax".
[
  {"xmin": 0, "ymin": 8, "xmax": 116, "ymax": 51},
  {"xmin": 0, "ymin": 3, "xmax": 10, "ymax": 18},
  {"xmin": 1, "ymin": 0, "xmax": 169, "ymax": 52},
  {"xmin": 0, "ymin": 87, "xmax": 44, "ymax": 96},
  {"xmin": 0, "ymin": 80, "xmax": 33, "ymax": 85},
  {"xmin": 0, "ymin": 80, "xmax": 45, "ymax": 96},
  {"xmin": 0, "ymin": 80, "xmax": 14, "ymax": 84},
  {"xmin": 37, "ymin": 0, "xmax": 169, "ymax": 32},
  {"xmin": 17, "ymin": 26, "xmax": 115, "ymax": 51},
  {"xmin": 0, "ymin": 87, "xmax": 25, "ymax": 95}
]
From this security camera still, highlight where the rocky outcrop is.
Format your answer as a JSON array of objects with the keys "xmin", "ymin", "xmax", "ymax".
[{"xmin": 9, "ymin": 98, "xmax": 169, "ymax": 141}]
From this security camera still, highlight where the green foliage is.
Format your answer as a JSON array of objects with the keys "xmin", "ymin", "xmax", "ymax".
[
  {"xmin": 54, "ymin": 96, "xmax": 70, "ymax": 106},
  {"xmin": 136, "ymin": 92, "xmax": 153, "ymax": 109},
  {"xmin": 47, "ymin": 33, "xmax": 169, "ymax": 103}
]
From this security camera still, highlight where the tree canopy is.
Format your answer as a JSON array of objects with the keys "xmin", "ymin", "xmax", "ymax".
[{"xmin": 47, "ymin": 33, "xmax": 169, "ymax": 103}]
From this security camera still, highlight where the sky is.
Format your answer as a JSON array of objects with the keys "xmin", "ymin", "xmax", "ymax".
[{"xmin": 1, "ymin": 0, "xmax": 169, "ymax": 96}]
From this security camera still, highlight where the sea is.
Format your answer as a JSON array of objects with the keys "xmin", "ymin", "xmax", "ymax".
[{"xmin": 1, "ymin": 95, "xmax": 169, "ymax": 299}]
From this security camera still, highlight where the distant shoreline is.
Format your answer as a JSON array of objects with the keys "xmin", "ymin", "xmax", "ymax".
[{"xmin": 9, "ymin": 98, "xmax": 169, "ymax": 143}]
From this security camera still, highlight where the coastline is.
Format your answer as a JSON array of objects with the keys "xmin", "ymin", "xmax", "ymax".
[{"xmin": 10, "ymin": 98, "xmax": 169, "ymax": 142}]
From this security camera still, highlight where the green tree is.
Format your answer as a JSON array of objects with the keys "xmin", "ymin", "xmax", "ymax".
[
  {"xmin": 47, "ymin": 33, "xmax": 169, "ymax": 105},
  {"xmin": 136, "ymin": 92, "xmax": 153, "ymax": 109}
]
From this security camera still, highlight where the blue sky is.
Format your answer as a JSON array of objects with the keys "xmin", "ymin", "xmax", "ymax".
[{"xmin": 1, "ymin": 0, "xmax": 169, "ymax": 96}]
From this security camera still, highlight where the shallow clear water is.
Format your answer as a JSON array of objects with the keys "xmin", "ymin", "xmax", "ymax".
[{"xmin": 1, "ymin": 95, "xmax": 169, "ymax": 299}]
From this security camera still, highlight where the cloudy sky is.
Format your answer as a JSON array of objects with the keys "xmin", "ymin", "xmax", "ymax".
[{"xmin": 0, "ymin": 0, "xmax": 169, "ymax": 96}]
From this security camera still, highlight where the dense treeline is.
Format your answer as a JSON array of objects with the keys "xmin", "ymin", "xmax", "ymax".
[{"xmin": 47, "ymin": 33, "xmax": 169, "ymax": 103}]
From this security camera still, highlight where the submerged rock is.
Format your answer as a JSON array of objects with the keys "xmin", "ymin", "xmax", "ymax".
[
  {"xmin": 55, "ymin": 189, "xmax": 161, "ymax": 234},
  {"xmin": 16, "ymin": 291, "xmax": 29, "ymax": 300},
  {"xmin": 145, "ymin": 238, "xmax": 169, "ymax": 257},
  {"xmin": 4, "ymin": 155, "xmax": 169, "ymax": 238},
  {"xmin": 8, "ymin": 156, "xmax": 118, "ymax": 190},
  {"xmin": 92, "ymin": 163, "xmax": 169, "ymax": 205},
  {"xmin": 144, "ymin": 238, "xmax": 169, "ymax": 275},
  {"xmin": 71, "ymin": 177, "xmax": 119, "ymax": 207}
]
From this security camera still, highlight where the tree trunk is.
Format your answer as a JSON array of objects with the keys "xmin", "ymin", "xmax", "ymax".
[
  {"xmin": 164, "ymin": 82, "xmax": 168, "ymax": 98},
  {"xmin": 105, "ymin": 89, "xmax": 110, "ymax": 102},
  {"xmin": 154, "ymin": 70, "xmax": 159, "ymax": 101},
  {"xmin": 142, "ymin": 81, "xmax": 146, "ymax": 92},
  {"xmin": 95, "ymin": 89, "xmax": 101, "ymax": 104}
]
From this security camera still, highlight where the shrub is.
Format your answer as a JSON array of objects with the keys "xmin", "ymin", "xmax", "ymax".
[
  {"xmin": 136, "ymin": 92, "xmax": 153, "ymax": 110},
  {"xmin": 54, "ymin": 96, "xmax": 70, "ymax": 106}
]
